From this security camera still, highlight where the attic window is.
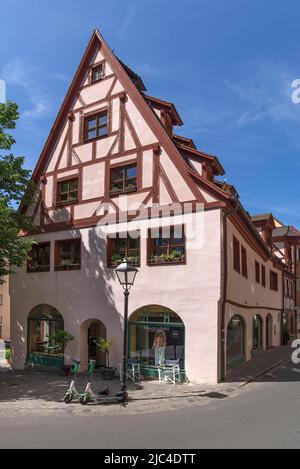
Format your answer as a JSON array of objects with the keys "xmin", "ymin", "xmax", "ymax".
[{"xmin": 91, "ymin": 64, "xmax": 105, "ymax": 83}]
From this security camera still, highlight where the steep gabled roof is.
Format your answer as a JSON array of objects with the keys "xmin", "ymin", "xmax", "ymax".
[
  {"xmin": 29, "ymin": 30, "xmax": 204, "ymax": 203},
  {"xmin": 116, "ymin": 57, "xmax": 147, "ymax": 92}
]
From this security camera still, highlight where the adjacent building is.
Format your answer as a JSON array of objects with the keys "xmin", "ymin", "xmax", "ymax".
[
  {"xmin": 0, "ymin": 277, "xmax": 10, "ymax": 342},
  {"xmin": 10, "ymin": 31, "xmax": 288, "ymax": 383}
]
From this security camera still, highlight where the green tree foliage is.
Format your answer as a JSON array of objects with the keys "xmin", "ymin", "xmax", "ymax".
[{"xmin": 0, "ymin": 101, "xmax": 34, "ymax": 282}]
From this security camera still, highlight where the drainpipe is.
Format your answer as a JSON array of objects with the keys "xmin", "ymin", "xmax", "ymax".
[{"xmin": 219, "ymin": 195, "xmax": 239, "ymax": 382}]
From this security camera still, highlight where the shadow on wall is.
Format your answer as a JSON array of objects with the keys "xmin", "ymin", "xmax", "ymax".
[
  {"xmin": 58, "ymin": 225, "xmax": 123, "ymax": 369},
  {"xmin": 12, "ymin": 207, "xmax": 123, "ymax": 371}
]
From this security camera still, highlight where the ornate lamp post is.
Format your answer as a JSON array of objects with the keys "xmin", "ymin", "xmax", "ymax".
[{"xmin": 115, "ymin": 258, "xmax": 138, "ymax": 400}]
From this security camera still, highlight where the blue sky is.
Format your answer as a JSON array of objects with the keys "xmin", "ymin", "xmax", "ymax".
[{"xmin": 1, "ymin": 0, "xmax": 300, "ymax": 227}]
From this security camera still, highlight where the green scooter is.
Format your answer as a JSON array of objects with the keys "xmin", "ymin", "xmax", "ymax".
[
  {"xmin": 79, "ymin": 360, "xmax": 125, "ymax": 405},
  {"xmin": 64, "ymin": 359, "xmax": 82, "ymax": 403}
]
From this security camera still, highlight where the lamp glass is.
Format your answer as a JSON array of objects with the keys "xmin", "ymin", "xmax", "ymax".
[{"xmin": 115, "ymin": 259, "xmax": 138, "ymax": 288}]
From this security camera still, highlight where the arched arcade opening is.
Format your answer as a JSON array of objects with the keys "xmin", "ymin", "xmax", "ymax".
[{"xmin": 128, "ymin": 305, "xmax": 185, "ymax": 379}]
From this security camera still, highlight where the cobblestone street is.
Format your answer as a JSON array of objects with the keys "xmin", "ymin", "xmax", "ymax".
[{"xmin": 0, "ymin": 368, "xmax": 241, "ymax": 417}]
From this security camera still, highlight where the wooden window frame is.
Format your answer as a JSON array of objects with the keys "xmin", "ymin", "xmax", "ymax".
[
  {"xmin": 147, "ymin": 225, "xmax": 186, "ymax": 266},
  {"xmin": 110, "ymin": 163, "xmax": 138, "ymax": 196},
  {"xmin": 270, "ymin": 270, "xmax": 279, "ymax": 292},
  {"xmin": 55, "ymin": 238, "xmax": 81, "ymax": 271},
  {"xmin": 27, "ymin": 242, "xmax": 51, "ymax": 273},
  {"xmin": 255, "ymin": 261, "xmax": 260, "ymax": 284},
  {"xmin": 56, "ymin": 176, "xmax": 79, "ymax": 207},
  {"xmin": 233, "ymin": 236, "xmax": 241, "ymax": 273},
  {"xmin": 90, "ymin": 62, "xmax": 105, "ymax": 84},
  {"xmin": 107, "ymin": 232, "xmax": 140, "ymax": 268},
  {"xmin": 83, "ymin": 109, "xmax": 109, "ymax": 143},
  {"xmin": 261, "ymin": 265, "xmax": 266, "ymax": 288},
  {"xmin": 241, "ymin": 245, "xmax": 248, "ymax": 278}
]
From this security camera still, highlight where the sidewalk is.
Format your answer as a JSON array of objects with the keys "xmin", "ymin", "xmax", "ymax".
[
  {"xmin": 0, "ymin": 369, "xmax": 241, "ymax": 417},
  {"xmin": 226, "ymin": 345, "xmax": 292, "ymax": 384}
]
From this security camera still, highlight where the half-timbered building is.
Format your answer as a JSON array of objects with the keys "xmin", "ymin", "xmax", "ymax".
[{"xmin": 10, "ymin": 31, "xmax": 285, "ymax": 383}]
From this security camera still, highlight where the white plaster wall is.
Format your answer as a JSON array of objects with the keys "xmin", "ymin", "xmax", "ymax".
[
  {"xmin": 82, "ymin": 163, "xmax": 105, "ymax": 200},
  {"xmin": 10, "ymin": 209, "xmax": 222, "ymax": 383}
]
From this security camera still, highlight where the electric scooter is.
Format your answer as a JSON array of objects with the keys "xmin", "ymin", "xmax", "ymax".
[
  {"xmin": 79, "ymin": 360, "xmax": 125, "ymax": 405},
  {"xmin": 64, "ymin": 359, "xmax": 81, "ymax": 403}
]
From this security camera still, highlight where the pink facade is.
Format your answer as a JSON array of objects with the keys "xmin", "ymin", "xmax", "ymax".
[{"xmin": 10, "ymin": 31, "xmax": 288, "ymax": 383}]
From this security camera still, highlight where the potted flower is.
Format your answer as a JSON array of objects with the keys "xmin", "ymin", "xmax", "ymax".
[
  {"xmin": 5, "ymin": 349, "xmax": 12, "ymax": 365},
  {"xmin": 110, "ymin": 254, "xmax": 123, "ymax": 267},
  {"xmin": 97, "ymin": 337, "xmax": 116, "ymax": 380},
  {"xmin": 127, "ymin": 256, "xmax": 139, "ymax": 265},
  {"xmin": 171, "ymin": 250, "xmax": 184, "ymax": 263}
]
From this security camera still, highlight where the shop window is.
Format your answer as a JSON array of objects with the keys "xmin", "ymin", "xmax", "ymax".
[
  {"xmin": 253, "ymin": 315, "xmax": 263, "ymax": 351},
  {"xmin": 84, "ymin": 110, "xmax": 108, "ymax": 141},
  {"xmin": 27, "ymin": 242, "xmax": 50, "ymax": 273},
  {"xmin": 107, "ymin": 233, "xmax": 140, "ymax": 267},
  {"xmin": 233, "ymin": 236, "xmax": 240, "ymax": 273},
  {"xmin": 57, "ymin": 178, "xmax": 78, "ymax": 206},
  {"xmin": 227, "ymin": 315, "xmax": 245, "ymax": 369},
  {"xmin": 110, "ymin": 164, "xmax": 137, "ymax": 195},
  {"xmin": 129, "ymin": 305, "xmax": 185, "ymax": 373},
  {"xmin": 28, "ymin": 305, "xmax": 64, "ymax": 358},
  {"xmin": 55, "ymin": 239, "xmax": 81, "ymax": 271},
  {"xmin": 148, "ymin": 226, "xmax": 185, "ymax": 265},
  {"xmin": 270, "ymin": 271, "xmax": 278, "ymax": 291}
]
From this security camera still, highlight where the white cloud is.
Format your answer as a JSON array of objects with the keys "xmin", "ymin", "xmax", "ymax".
[
  {"xmin": 224, "ymin": 59, "xmax": 300, "ymax": 127},
  {"xmin": 1, "ymin": 58, "xmax": 52, "ymax": 119}
]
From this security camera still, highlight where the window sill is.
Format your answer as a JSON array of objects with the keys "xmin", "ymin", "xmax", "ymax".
[
  {"xmin": 108, "ymin": 260, "xmax": 140, "ymax": 269},
  {"xmin": 55, "ymin": 265, "xmax": 81, "ymax": 271},
  {"xmin": 56, "ymin": 200, "xmax": 78, "ymax": 208},
  {"xmin": 147, "ymin": 258, "xmax": 186, "ymax": 267},
  {"xmin": 27, "ymin": 266, "xmax": 50, "ymax": 273},
  {"xmin": 109, "ymin": 188, "xmax": 138, "ymax": 197},
  {"xmin": 83, "ymin": 133, "xmax": 109, "ymax": 144}
]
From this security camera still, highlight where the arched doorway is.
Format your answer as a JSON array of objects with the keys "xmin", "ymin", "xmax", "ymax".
[
  {"xmin": 226, "ymin": 315, "xmax": 245, "ymax": 370},
  {"xmin": 253, "ymin": 315, "xmax": 263, "ymax": 351},
  {"xmin": 27, "ymin": 304, "xmax": 64, "ymax": 368},
  {"xmin": 80, "ymin": 319, "xmax": 107, "ymax": 371},
  {"xmin": 266, "ymin": 314, "xmax": 273, "ymax": 349},
  {"xmin": 128, "ymin": 305, "xmax": 185, "ymax": 379}
]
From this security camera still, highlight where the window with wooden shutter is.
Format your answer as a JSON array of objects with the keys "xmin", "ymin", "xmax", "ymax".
[
  {"xmin": 241, "ymin": 246, "xmax": 247, "ymax": 278},
  {"xmin": 255, "ymin": 261, "xmax": 260, "ymax": 284},
  {"xmin": 270, "ymin": 271, "xmax": 278, "ymax": 291},
  {"xmin": 233, "ymin": 236, "xmax": 240, "ymax": 273},
  {"xmin": 261, "ymin": 265, "xmax": 266, "ymax": 287}
]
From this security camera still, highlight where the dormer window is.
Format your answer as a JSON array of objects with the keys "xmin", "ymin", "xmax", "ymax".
[
  {"xmin": 161, "ymin": 112, "xmax": 173, "ymax": 137},
  {"xmin": 91, "ymin": 63, "xmax": 105, "ymax": 83}
]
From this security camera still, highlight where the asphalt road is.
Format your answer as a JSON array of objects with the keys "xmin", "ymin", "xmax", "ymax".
[{"xmin": 1, "ymin": 360, "xmax": 300, "ymax": 449}]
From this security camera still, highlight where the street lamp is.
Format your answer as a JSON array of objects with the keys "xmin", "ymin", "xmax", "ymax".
[{"xmin": 115, "ymin": 258, "xmax": 138, "ymax": 400}]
